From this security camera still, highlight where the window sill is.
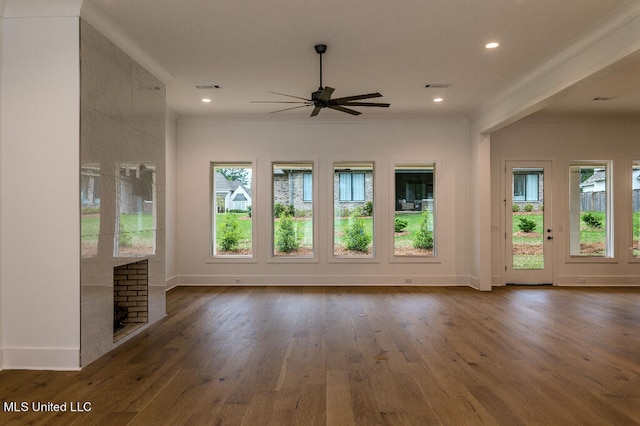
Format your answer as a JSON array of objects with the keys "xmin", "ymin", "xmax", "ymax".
[{"xmin": 565, "ymin": 256, "xmax": 617, "ymax": 264}]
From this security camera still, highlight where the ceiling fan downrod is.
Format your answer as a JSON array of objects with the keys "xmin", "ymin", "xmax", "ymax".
[{"xmin": 315, "ymin": 44, "xmax": 327, "ymax": 91}]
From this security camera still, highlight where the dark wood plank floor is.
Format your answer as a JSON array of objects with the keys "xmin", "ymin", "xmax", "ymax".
[{"xmin": 1, "ymin": 286, "xmax": 639, "ymax": 425}]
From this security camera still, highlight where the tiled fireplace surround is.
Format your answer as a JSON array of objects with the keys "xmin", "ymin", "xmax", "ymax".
[{"xmin": 80, "ymin": 19, "xmax": 166, "ymax": 366}]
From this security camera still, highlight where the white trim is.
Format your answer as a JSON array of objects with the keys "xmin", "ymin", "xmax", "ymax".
[
  {"xmin": 3, "ymin": 347, "xmax": 80, "ymax": 371},
  {"xmin": 472, "ymin": 2, "xmax": 640, "ymax": 133},
  {"xmin": 177, "ymin": 274, "xmax": 470, "ymax": 286}
]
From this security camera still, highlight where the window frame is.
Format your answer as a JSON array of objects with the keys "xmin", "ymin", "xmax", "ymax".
[
  {"xmin": 332, "ymin": 161, "xmax": 376, "ymax": 261},
  {"xmin": 631, "ymin": 160, "xmax": 640, "ymax": 261},
  {"xmin": 567, "ymin": 160, "xmax": 614, "ymax": 261},
  {"xmin": 209, "ymin": 162, "xmax": 256, "ymax": 261},
  {"xmin": 270, "ymin": 161, "xmax": 316, "ymax": 261},
  {"xmin": 391, "ymin": 160, "xmax": 439, "ymax": 262}
]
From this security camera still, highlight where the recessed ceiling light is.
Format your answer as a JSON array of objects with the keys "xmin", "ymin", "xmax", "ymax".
[
  {"xmin": 202, "ymin": 98, "xmax": 212, "ymax": 103},
  {"xmin": 433, "ymin": 97, "xmax": 444, "ymax": 103},
  {"xmin": 485, "ymin": 42, "xmax": 500, "ymax": 49}
]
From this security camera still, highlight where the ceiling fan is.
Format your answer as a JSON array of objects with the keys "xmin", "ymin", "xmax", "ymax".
[{"xmin": 252, "ymin": 44, "xmax": 390, "ymax": 117}]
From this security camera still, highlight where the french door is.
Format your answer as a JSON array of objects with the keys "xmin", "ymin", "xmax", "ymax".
[{"xmin": 505, "ymin": 161, "xmax": 553, "ymax": 284}]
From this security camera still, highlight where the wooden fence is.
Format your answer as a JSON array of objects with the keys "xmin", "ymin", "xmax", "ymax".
[{"xmin": 582, "ymin": 190, "xmax": 640, "ymax": 212}]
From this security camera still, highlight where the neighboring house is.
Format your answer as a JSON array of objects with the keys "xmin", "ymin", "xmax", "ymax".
[
  {"xmin": 580, "ymin": 170, "xmax": 607, "ymax": 193},
  {"xmin": 395, "ymin": 168, "xmax": 434, "ymax": 211},
  {"xmin": 273, "ymin": 168, "xmax": 313, "ymax": 214},
  {"xmin": 512, "ymin": 169, "xmax": 543, "ymax": 210},
  {"xmin": 579, "ymin": 170, "xmax": 607, "ymax": 212},
  {"xmin": 215, "ymin": 172, "xmax": 252, "ymax": 212}
]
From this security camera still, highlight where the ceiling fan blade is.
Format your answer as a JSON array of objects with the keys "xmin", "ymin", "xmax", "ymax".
[
  {"xmin": 342, "ymin": 102, "xmax": 390, "ymax": 108},
  {"xmin": 310, "ymin": 106, "xmax": 322, "ymax": 117},
  {"xmin": 330, "ymin": 93, "xmax": 383, "ymax": 104},
  {"xmin": 251, "ymin": 101, "xmax": 311, "ymax": 104},
  {"xmin": 270, "ymin": 105, "xmax": 312, "ymax": 114},
  {"xmin": 328, "ymin": 105, "xmax": 362, "ymax": 116},
  {"xmin": 318, "ymin": 86, "xmax": 335, "ymax": 102},
  {"xmin": 268, "ymin": 91, "xmax": 312, "ymax": 101}
]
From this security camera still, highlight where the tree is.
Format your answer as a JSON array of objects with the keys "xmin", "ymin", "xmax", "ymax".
[{"xmin": 218, "ymin": 168, "xmax": 250, "ymax": 186}]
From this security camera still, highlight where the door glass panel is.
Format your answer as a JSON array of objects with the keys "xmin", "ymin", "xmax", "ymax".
[{"xmin": 512, "ymin": 168, "xmax": 544, "ymax": 269}]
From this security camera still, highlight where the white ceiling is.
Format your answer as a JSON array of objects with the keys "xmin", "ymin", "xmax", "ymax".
[{"xmin": 82, "ymin": 0, "xmax": 639, "ymax": 120}]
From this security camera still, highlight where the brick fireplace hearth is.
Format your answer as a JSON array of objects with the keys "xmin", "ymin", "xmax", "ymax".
[{"xmin": 113, "ymin": 259, "xmax": 148, "ymax": 341}]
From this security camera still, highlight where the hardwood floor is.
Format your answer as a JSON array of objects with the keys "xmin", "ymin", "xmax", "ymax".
[{"xmin": 1, "ymin": 286, "xmax": 639, "ymax": 425}]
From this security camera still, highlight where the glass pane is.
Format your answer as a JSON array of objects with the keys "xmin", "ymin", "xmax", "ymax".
[
  {"xmin": 633, "ymin": 162, "xmax": 640, "ymax": 257},
  {"xmin": 569, "ymin": 164, "xmax": 608, "ymax": 256},
  {"xmin": 394, "ymin": 163, "xmax": 435, "ymax": 256},
  {"xmin": 212, "ymin": 164, "xmax": 253, "ymax": 256},
  {"xmin": 512, "ymin": 168, "xmax": 544, "ymax": 269},
  {"xmin": 115, "ymin": 163, "xmax": 156, "ymax": 257},
  {"xmin": 81, "ymin": 164, "xmax": 101, "ymax": 257},
  {"xmin": 273, "ymin": 163, "xmax": 314, "ymax": 256},
  {"xmin": 334, "ymin": 163, "xmax": 374, "ymax": 256}
]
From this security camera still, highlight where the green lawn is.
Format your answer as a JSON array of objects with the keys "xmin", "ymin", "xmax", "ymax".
[
  {"xmin": 511, "ymin": 211, "xmax": 611, "ymax": 268},
  {"xmin": 393, "ymin": 213, "xmax": 432, "ymax": 249}
]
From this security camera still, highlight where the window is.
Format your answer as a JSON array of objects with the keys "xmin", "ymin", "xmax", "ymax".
[
  {"xmin": 513, "ymin": 173, "xmax": 539, "ymax": 201},
  {"xmin": 115, "ymin": 163, "xmax": 156, "ymax": 257},
  {"xmin": 569, "ymin": 162, "xmax": 611, "ymax": 257},
  {"xmin": 633, "ymin": 162, "xmax": 640, "ymax": 257},
  {"xmin": 338, "ymin": 172, "xmax": 365, "ymax": 201},
  {"xmin": 273, "ymin": 163, "xmax": 314, "ymax": 256},
  {"xmin": 303, "ymin": 173, "xmax": 313, "ymax": 202},
  {"xmin": 211, "ymin": 163, "xmax": 253, "ymax": 256},
  {"xmin": 394, "ymin": 163, "xmax": 435, "ymax": 256},
  {"xmin": 334, "ymin": 163, "xmax": 374, "ymax": 256}
]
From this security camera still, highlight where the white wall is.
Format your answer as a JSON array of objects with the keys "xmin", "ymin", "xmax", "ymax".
[
  {"xmin": 176, "ymin": 117, "xmax": 471, "ymax": 286},
  {"xmin": 1, "ymin": 15, "xmax": 80, "ymax": 369},
  {"xmin": 0, "ymin": 13, "xmax": 4, "ymax": 370},
  {"xmin": 491, "ymin": 115, "xmax": 640, "ymax": 286}
]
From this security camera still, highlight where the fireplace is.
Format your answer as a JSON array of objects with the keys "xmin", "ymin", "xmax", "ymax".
[{"xmin": 113, "ymin": 259, "xmax": 148, "ymax": 341}]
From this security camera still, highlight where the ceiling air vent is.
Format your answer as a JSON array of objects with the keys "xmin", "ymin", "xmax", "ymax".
[
  {"xmin": 425, "ymin": 83, "xmax": 451, "ymax": 89},
  {"xmin": 195, "ymin": 84, "xmax": 221, "ymax": 89}
]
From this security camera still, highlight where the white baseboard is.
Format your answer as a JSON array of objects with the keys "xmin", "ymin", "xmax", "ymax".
[
  {"xmin": 177, "ymin": 274, "xmax": 470, "ymax": 287},
  {"xmin": 3, "ymin": 347, "xmax": 80, "ymax": 371}
]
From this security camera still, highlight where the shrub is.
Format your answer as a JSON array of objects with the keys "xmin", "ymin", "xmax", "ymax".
[
  {"xmin": 413, "ymin": 211, "xmax": 434, "ymax": 250},
  {"xmin": 219, "ymin": 214, "xmax": 241, "ymax": 251},
  {"xmin": 394, "ymin": 217, "xmax": 408, "ymax": 232},
  {"xmin": 275, "ymin": 213, "xmax": 300, "ymax": 253},
  {"xmin": 524, "ymin": 204, "xmax": 534, "ymax": 212},
  {"xmin": 344, "ymin": 214, "xmax": 372, "ymax": 252},
  {"xmin": 582, "ymin": 212, "xmax": 602, "ymax": 228},
  {"xmin": 274, "ymin": 203, "xmax": 294, "ymax": 218},
  {"xmin": 363, "ymin": 201, "xmax": 373, "ymax": 216},
  {"xmin": 517, "ymin": 217, "xmax": 536, "ymax": 233},
  {"xmin": 512, "ymin": 204, "xmax": 520, "ymax": 212}
]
